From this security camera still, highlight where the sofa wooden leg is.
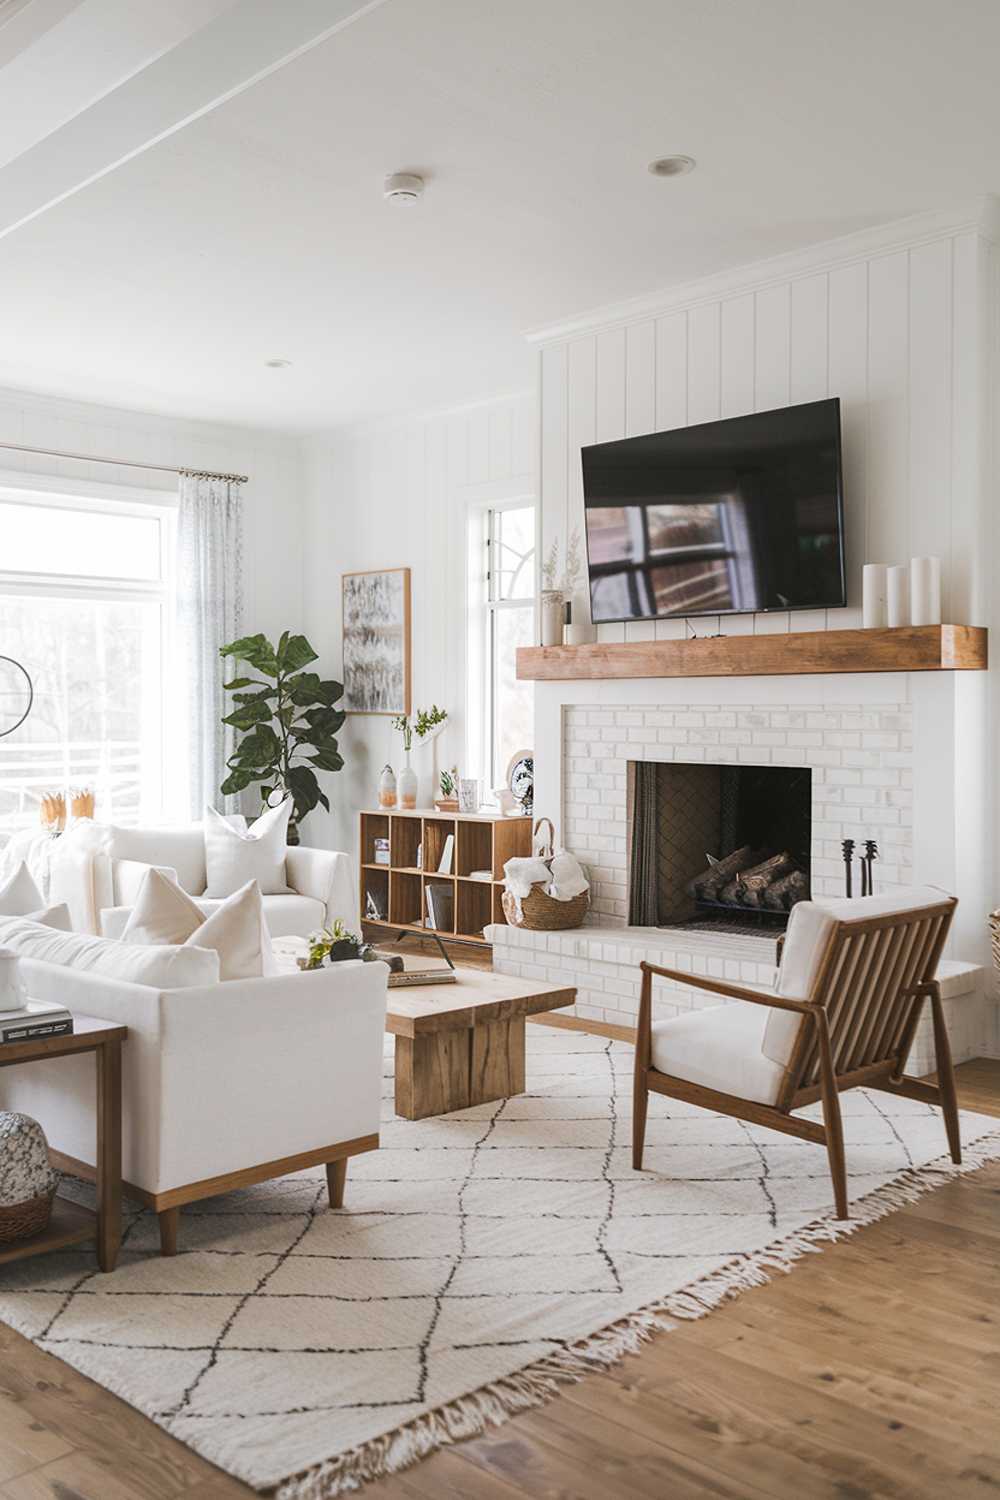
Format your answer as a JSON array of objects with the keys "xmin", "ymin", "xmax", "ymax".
[
  {"xmin": 326, "ymin": 1158, "xmax": 347, "ymax": 1209},
  {"xmin": 158, "ymin": 1207, "xmax": 180, "ymax": 1256}
]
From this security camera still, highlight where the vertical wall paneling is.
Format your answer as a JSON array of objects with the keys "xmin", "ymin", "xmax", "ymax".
[
  {"xmin": 721, "ymin": 294, "xmax": 755, "ymax": 418},
  {"xmin": 567, "ymin": 337, "xmax": 601, "ymax": 635},
  {"xmin": 950, "ymin": 232, "xmax": 989, "ymax": 626},
  {"xmin": 623, "ymin": 321, "xmax": 657, "ymax": 640},
  {"xmin": 866, "ymin": 251, "xmax": 910, "ymax": 571},
  {"xmin": 790, "ymin": 273, "xmax": 829, "ymax": 403},
  {"xmin": 625, "ymin": 320, "xmax": 656, "ymax": 437},
  {"xmin": 753, "ymin": 282, "xmax": 792, "ymax": 632},
  {"xmin": 652, "ymin": 313, "xmax": 688, "ymax": 639},
  {"xmin": 687, "ymin": 302, "xmax": 721, "ymax": 426},
  {"xmin": 540, "ymin": 344, "xmax": 569, "ymax": 588},
  {"xmin": 827, "ymin": 259, "xmax": 869, "ymax": 628},
  {"xmin": 908, "ymin": 237, "xmax": 953, "ymax": 613}
]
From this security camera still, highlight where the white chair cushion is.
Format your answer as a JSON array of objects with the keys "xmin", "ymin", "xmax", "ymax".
[
  {"xmin": 258, "ymin": 893, "xmax": 326, "ymax": 938},
  {"xmin": 0, "ymin": 914, "xmax": 219, "ymax": 989},
  {"xmin": 765, "ymin": 884, "xmax": 953, "ymax": 1067},
  {"xmin": 109, "ymin": 825, "xmax": 208, "ymax": 896},
  {"xmin": 121, "ymin": 869, "xmax": 273, "ymax": 981},
  {"xmin": 0, "ymin": 862, "xmax": 44, "ymax": 916},
  {"xmin": 651, "ymin": 1003, "xmax": 790, "ymax": 1106},
  {"xmin": 203, "ymin": 800, "xmax": 291, "ymax": 898}
]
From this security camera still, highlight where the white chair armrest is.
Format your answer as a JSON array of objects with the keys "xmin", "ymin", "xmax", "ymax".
[
  {"xmin": 285, "ymin": 846, "xmax": 357, "ymax": 928},
  {"xmin": 114, "ymin": 858, "xmax": 178, "ymax": 907}
]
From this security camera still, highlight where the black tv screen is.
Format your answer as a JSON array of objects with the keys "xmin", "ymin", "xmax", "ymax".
[{"xmin": 582, "ymin": 398, "xmax": 845, "ymax": 623}]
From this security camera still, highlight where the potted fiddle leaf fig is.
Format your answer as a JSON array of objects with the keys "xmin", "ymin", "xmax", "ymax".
[{"xmin": 219, "ymin": 631, "xmax": 345, "ymax": 843}]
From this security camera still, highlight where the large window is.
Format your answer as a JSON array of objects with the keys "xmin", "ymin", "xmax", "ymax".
[
  {"xmin": 0, "ymin": 487, "xmax": 174, "ymax": 834},
  {"xmin": 468, "ymin": 502, "xmax": 535, "ymax": 797}
]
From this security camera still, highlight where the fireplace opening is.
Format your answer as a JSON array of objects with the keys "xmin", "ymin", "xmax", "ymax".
[{"xmin": 628, "ymin": 761, "xmax": 812, "ymax": 932}]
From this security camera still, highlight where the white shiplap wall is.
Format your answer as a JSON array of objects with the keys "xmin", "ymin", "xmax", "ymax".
[
  {"xmin": 0, "ymin": 384, "xmax": 305, "ymax": 642},
  {"xmin": 302, "ymin": 393, "xmax": 536, "ymax": 857},
  {"xmin": 537, "ymin": 204, "xmax": 997, "ymax": 644}
]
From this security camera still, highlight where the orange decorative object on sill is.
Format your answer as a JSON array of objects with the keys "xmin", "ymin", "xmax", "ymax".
[
  {"xmin": 70, "ymin": 787, "xmax": 95, "ymax": 820},
  {"xmin": 39, "ymin": 792, "xmax": 65, "ymax": 833}
]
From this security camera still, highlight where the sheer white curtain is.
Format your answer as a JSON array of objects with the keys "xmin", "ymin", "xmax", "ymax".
[{"xmin": 174, "ymin": 472, "xmax": 245, "ymax": 818}]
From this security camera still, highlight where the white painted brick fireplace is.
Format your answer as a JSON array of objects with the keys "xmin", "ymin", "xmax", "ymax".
[{"xmin": 489, "ymin": 666, "xmax": 996, "ymax": 1068}]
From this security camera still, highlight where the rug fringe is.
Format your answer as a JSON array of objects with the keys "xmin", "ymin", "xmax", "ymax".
[{"xmin": 274, "ymin": 1132, "xmax": 1000, "ymax": 1499}]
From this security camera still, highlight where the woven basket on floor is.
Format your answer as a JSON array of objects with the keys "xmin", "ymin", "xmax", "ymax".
[
  {"xmin": 0, "ymin": 1111, "xmax": 57, "ymax": 1245},
  {"xmin": 501, "ymin": 817, "xmax": 589, "ymax": 932},
  {"xmin": 989, "ymin": 910, "xmax": 1000, "ymax": 979}
]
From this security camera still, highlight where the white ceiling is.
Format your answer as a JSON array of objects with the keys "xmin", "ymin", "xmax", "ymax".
[{"xmin": 1, "ymin": 0, "xmax": 1000, "ymax": 433}]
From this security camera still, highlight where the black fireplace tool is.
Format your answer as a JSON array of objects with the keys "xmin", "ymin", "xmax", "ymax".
[
  {"xmin": 841, "ymin": 838, "xmax": 855, "ymax": 897},
  {"xmin": 860, "ymin": 839, "xmax": 879, "ymax": 897}
]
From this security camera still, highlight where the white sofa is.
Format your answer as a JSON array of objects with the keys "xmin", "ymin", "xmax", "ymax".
[
  {"xmin": 49, "ymin": 822, "xmax": 356, "ymax": 939},
  {"xmin": 0, "ymin": 928, "xmax": 387, "ymax": 1255}
]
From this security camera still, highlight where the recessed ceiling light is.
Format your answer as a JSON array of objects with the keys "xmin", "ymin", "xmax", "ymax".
[
  {"xmin": 648, "ymin": 155, "xmax": 696, "ymax": 178},
  {"xmin": 265, "ymin": 358, "xmax": 292, "ymax": 369},
  {"xmin": 383, "ymin": 172, "xmax": 424, "ymax": 206}
]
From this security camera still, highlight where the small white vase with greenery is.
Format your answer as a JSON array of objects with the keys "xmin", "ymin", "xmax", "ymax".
[{"xmin": 392, "ymin": 705, "xmax": 448, "ymax": 810}]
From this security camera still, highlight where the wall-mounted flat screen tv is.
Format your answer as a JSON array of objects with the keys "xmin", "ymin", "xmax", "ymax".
[{"xmin": 581, "ymin": 397, "xmax": 846, "ymax": 624}]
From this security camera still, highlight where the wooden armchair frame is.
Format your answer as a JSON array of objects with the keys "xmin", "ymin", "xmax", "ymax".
[{"xmin": 632, "ymin": 898, "xmax": 960, "ymax": 1218}]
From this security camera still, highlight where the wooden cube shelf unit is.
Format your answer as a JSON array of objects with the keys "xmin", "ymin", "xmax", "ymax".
[{"xmin": 359, "ymin": 810, "xmax": 532, "ymax": 947}]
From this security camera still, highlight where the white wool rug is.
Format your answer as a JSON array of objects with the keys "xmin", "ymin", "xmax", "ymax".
[{"xmin": 0, "ymin": 1027, "xmax": 997, "ymax": 1497}]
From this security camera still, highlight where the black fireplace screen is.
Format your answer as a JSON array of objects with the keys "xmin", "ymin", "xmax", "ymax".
[{"xmin": 629, "ymin": 761, "xmax": 812, "ymax": 927}]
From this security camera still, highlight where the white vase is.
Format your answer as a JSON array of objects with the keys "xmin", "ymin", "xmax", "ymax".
[
  {"xmin": 378, "ymin": 764, "xmax": 397, "ymax": 808},
  {"xmin": 398, "ymin": 756, "xmax": 417, "ymax": 810},
  {"xmin": 540, "ymin": 590, "xmax": 564, "ymax": 648}
]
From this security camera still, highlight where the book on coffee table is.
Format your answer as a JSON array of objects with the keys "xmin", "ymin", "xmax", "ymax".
[{"xmin": 1, "ymin": 998, "xmax": 74, "ymax": 1044}]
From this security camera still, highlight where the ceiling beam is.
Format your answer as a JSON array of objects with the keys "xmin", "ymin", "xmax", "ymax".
[{"xmin": 0, "ymin": 0, "xmax": 387, "ymax": 242}]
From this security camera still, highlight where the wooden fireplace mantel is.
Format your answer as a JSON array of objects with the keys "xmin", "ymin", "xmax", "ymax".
[{"xmin": 516, "ymin": 624, "xmax": 988, "ymax": 682}]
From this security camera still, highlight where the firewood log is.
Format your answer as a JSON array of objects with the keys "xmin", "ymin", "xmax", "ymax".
[
  {"xmin": 688, "ymin": 844, "xmax": 755, "ymax": 902},
  {"xmin": 738, "ymin": 852, "xmax": 796, "ymax": 908},
  {"xmin": 761, "ymin": 868, "xmax": 809, "ymax": 911}
]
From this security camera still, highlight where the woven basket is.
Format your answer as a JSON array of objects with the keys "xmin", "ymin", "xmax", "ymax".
[
  {"xmin": 989, "ymin": 910, "xmax": 1000, "ymax": 979},
  {"xmin": 0, "ymin": 1188, "xmax": 55, "ymax": 1245},
  {"xmin": 501, "ymin": 818, "xmax": 589, "ymax": 932}
]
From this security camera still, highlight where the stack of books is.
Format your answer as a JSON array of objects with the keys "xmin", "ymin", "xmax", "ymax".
[{"xmin": 1, "ymin": 999, "xmax": 74, "ymax": 1045}]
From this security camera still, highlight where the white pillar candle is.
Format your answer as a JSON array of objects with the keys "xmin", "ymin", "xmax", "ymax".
[
  {"xmin": 862, "ymin": 564, "xmax": 888, "ymax": 628},
  {"xmin": 910, "ymin": 556, "xmax": 941, "ymax": 626},
  {"xmin": 886, "ymin": 565, "xmax": 909, "ymax": 627}
]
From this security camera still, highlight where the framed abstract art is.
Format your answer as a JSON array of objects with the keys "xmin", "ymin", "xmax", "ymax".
[{"xmin": 341, "ymin": 567, "xmax": 411, "ymax": 715}]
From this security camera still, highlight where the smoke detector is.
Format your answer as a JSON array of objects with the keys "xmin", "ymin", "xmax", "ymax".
[
  {"xmin": 383, "ymin": 172, "xmax": 424, "ymax": 206},
  {"xmin": 648, "ymin": 155, "xmax": 696, "ymax": 177}
]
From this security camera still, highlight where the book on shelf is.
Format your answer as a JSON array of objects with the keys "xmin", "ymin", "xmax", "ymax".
[
  {"xmin": 437, "ymin": 833, "xmax": 454, "ymax": 873},
  {"xmin": 467, "ymin": 869, "xmax": 492, "ymax": 882},
  {"xmin": 425, "ymin": 883, "xmax": 454, "ymax": 932},
  {"xmin": 1, "ymin": 999, "xmax": 74, "ymax": 1045}
]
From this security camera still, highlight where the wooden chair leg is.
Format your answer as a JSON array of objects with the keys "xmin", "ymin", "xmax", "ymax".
[
  {"xmin": 816, "ymin": 1013, "xmax": 849, "ymax": 1220},
  {"xmin": 632, "ymin": 1068, "xmax": 649, "ymax": 1171},
  {"xmin": 326, "ymin": 1158, "xmax": 347, "ymax": 1209},
  {"xmin": 929, "ymin": 983, "xmax": 962, "ymax": 1164},
  {"xmin": 158, "ymin": 1207, "xmax": 179, "ymax": 1257}
]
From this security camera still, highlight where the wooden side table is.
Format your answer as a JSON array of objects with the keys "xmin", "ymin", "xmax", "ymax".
[{"xmin": 0, "ymin": 1015, "xmax": 126, "ymax": 1273}]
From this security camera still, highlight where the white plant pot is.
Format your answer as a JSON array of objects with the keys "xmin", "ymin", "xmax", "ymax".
[{"xmin": 540, "ymin": 591, "xmax": 564, "ymax": 647}]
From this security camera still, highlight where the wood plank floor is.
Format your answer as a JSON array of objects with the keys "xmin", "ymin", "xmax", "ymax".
[{"xmin": 0, "ymin": 1008, "xmax": 996, "ymax": 1499}]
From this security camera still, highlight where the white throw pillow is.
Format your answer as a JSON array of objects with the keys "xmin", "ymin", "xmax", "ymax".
[
  {"xmin": 203, "ymin": 799, "xmax": 291, "ymax": 897},
  {"xmin": 0, "ymin": 914, "xmax": 219, "ymax": 989},
  {"xmin": 0, "ymin": 862, "xmax": 44, "ymax": 916},
  {"xmin": 26, "ymin": 903, "xmax": 73, "ymax": 931},
  {"xmin": 122, "ymin": 868, "xmax": 273, "ymax": 981}
]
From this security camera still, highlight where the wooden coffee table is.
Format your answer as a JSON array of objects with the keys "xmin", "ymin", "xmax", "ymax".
[{"xmin": 386, "ymin": 970, "xmax": 576, "ymax": 1119}]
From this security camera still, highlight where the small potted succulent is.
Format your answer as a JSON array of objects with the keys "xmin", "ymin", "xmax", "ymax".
[
  {"xmin": 298, "ymin": 920, "xmax": 378, "ymax": 970},
  {"xmin": 435, "ymin": 765, "xmax": 459, "ymax": 812}
]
